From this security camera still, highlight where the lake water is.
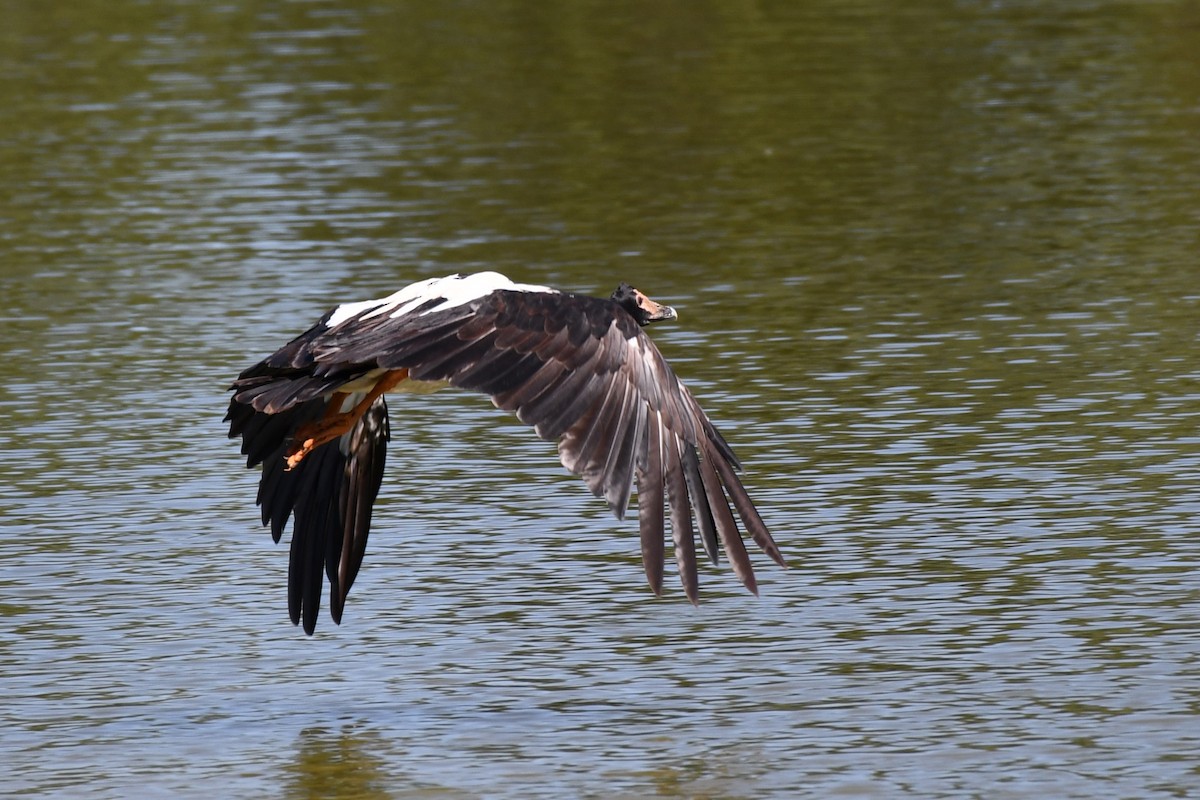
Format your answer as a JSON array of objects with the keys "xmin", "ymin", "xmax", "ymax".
[{"xmin": 1, "ymin": 1, "xmax": 1198, "ymax": 797}]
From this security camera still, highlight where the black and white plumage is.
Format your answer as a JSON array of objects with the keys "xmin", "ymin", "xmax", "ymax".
[{"xmin": 225, "ymin": 272, "xmax": 785, "ymax": 633}]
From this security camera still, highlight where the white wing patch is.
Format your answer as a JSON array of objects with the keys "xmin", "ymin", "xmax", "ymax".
[{"xmin": 325, "ymin": 272, "xmax": 557, "ymax": 328}]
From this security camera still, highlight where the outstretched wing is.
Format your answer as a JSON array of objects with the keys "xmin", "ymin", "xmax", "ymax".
[
  {"xmin": 394, "ymin": 289, "xmax": 786, "ymax": 601},
  {"xmin": 226, "ymin": 283, "xmax": 784, "ymax": 631}
]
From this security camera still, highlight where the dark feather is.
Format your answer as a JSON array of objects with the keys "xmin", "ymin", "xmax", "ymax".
[
  {"xmin": 681, "ymin": 443, "xmax": 719, "ymax": 565},
  {"xmin": 289, "ymin": 445, "xmax": 340, "ymax": 632},
  {"xmin": 697, "ymin": 446, "xmax": 757, "ymax": 594},
  {"xmin": 636, "ymin": 412, "xmax": 665, "ymax": 594},
  {"xmin": 664, "ymin": 438, "xmax": 699, "ymax": 604},
  {"xmin": 600, "ymin": 395, "xmax": 645, "ymax": 517},
  {"xmin": 570, "ymin": 377, "xmax": 629, "ymax": 493},
  {"xmin": 332, "ymin": 398, "xmax": 389, "ymax": 624},
  {"xmin": 710, "ymin": 453, "xmax": 787, "ymax": 570}
]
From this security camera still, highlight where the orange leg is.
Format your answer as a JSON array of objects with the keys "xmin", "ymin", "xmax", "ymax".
[{"xmin": 284, "ymin": 369, "xmax": 409, "ymax": 471}]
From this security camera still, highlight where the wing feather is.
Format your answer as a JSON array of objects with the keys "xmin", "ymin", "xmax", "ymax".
[
  {"xmin": 455, "ymin": 348, "xmax": 542, "ymax": 396},
  {"xmin": 681, "ymin": 442, "xmax": 719, "ymax": 565},
  {"xmin": 492, "ymin": 356, "xmax": 568, "ymax": 412},
  {"xmin": 664, "ymin": 436, "xmax": 699, "ymax": 603},
  {"xmin": 332, "ymin": 397, "xmax": 389, "ymax": 625},
  {"xmin": 530, "ymin": 368, "xmax": 609, "ymax": 443},
  {"xmin": 290, "ymin": 445, "xmax": 339, "ymax": 633},
  {"xmin": 636, "ymin": 411, "xmax": 665, "ymax": 594},
  {"xmin": 697, "ymin": 446, "xmax": 758, "ymax": 594},
  {"xmin": 601, "ymin": 394, "xmax": 646, "ymax": 517},
  {"xmin": 709, "ymin": 450, "xmax": 787, "ymax": 570},
  {"xmin": 565, "ymin": 377, "xmax": 629, "ymax": 496}
]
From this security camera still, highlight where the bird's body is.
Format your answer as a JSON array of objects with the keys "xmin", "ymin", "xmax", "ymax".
[{"xmin": 225, "ymin": 271, "xmax": 784, "ymax": 633}]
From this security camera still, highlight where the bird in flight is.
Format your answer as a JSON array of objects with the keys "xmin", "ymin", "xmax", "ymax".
[{"xmin": 225, "ymin": 272, "xmax": 785, "ymax": 633}]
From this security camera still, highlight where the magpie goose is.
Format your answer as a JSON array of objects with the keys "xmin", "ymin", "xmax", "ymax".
[{"xmin": 225, "ymin": 272, "xmax": 784, "ymax": 633}]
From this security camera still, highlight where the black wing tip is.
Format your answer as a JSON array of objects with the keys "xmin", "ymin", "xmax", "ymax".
[
  {"xmin": 292, "ymin": 606, "xmax": 342, "ymax": 636},
  {"xmin": 767, "ymin": 545, "xmax": 789, "ymax": 570}
]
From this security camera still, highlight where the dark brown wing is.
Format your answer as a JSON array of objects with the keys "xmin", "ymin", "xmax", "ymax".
[
  {"xmin": 226, "ymin": 392, "xmax": 389, "ymax": 634},
  {"xmin": 358, "ymin": 289, "xmax": 786, "ymax": 600}
]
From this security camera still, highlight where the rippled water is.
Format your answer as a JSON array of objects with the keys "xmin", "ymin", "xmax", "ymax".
[{"xmin": 2, "ymin": 1, "xmax": 1198, "ymax": 798}]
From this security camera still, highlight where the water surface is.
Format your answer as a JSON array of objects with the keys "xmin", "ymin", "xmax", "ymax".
[{"xmin": 1, "ymin": 1, "xmax": 1198, "ymax": 797}]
